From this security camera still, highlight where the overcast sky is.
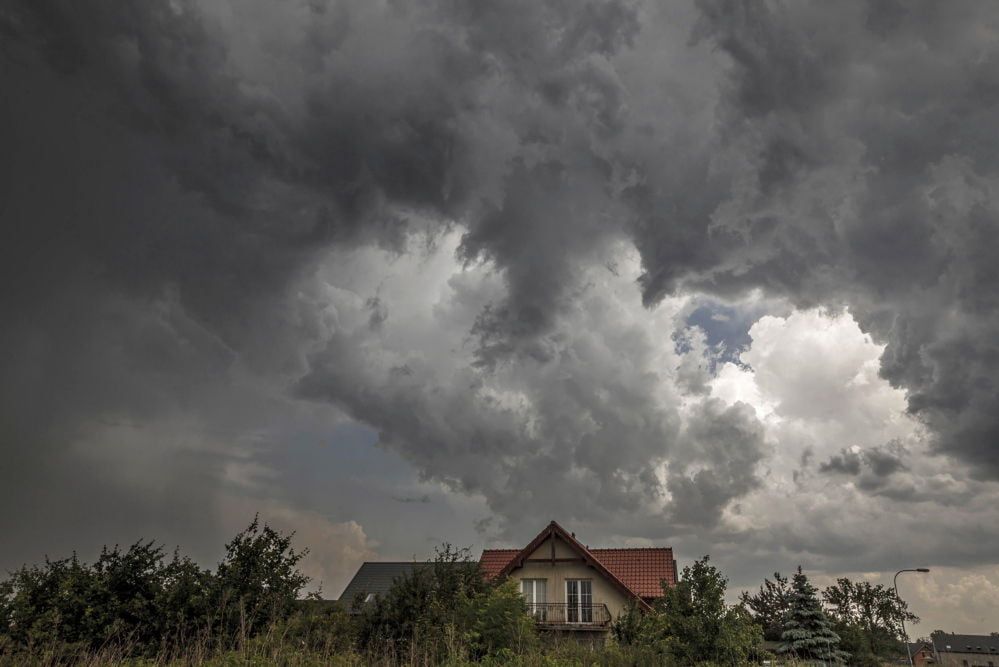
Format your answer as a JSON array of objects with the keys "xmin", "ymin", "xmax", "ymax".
[{"xmin": 2, "ymin": 0, "xmax": 999, "ymax": 636}]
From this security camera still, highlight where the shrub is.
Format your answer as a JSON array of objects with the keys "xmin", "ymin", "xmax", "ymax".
[
  {"xmin": 468, "ymin": 579, "xmax": 538, "ymax": 659},
  {"xmin": 0, "ymin": 517, "xmax": 311, "ymax": 659},
  {"xmin": 355, "ymin": 544, "xmax": 488, "ymax": 662},
  {"xmin": 211, "ymin": 516, "xmax": 311, "ymax": 644},
  {"xmin": 617, "ymin": 556, "xmax": 763, "ymax": 665}
]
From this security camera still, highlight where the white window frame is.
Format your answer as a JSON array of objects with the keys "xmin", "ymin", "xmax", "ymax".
[
  {"xmin": 521, "ymin": 578, "xmax": 547, "ymax": 621},
  {"xmin": 521, "ymin": 578, "xmax": 547, "ymax": 605},
  {"xmin": 565, "ymin": 579, "xmax": 593, "ymax": 624}
]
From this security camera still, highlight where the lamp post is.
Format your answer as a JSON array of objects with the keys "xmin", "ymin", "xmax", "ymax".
[{"xmin": 894, "ymin": 568, "xmax": 930, "ymax": 667}]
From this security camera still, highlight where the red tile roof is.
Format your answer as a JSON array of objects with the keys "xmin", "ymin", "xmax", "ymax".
[
  {"xmin": 589, "ymin": 548, "xmax": 676, "ymax": 598},
  {"xmin": 479, "ymin": 549, "xmax": 519, "ymax": 579},
  {"xmin": 479, "ymin": 523, "xmax": 676, "ymax": 600}
]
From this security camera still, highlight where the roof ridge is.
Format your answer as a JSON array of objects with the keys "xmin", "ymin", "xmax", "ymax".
[
  {"xmin": 359, "ymin": 560, "xmax": 437, "ymax": 565},
  {"xmin": 484, "ymin": 547, "xmax": 673, "ymax": 553},
  {"xmin": 591, "ymin": 546, "xmax": 673, "ymax": 551}
]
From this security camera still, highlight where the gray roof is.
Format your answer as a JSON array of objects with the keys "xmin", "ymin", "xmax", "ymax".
[
  {"xmin": 337, "ymin": 562, "xmax": 428, "ymax": 604},
  {"xmin": 932, "ymin": 633, "xmax": 999, "ymax": 655}
]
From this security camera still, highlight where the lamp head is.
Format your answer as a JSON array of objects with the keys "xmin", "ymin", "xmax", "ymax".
[{"xmin": 917, "ymin": 568, "xmax": 930, "ymax": 573}]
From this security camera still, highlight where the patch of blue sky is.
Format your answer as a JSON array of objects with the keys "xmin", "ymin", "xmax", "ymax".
[{"xmin": 678, "ymin": 298, "xmax": 781, "ymax": 372}]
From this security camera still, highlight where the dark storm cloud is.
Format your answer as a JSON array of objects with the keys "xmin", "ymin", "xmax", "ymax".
[
  {"xmin": 819, "ymin": 450, "xmax": 863, "ymax": 477},
  {"xmin": 656, "ymin": 0, "xmax": 999, "ymax": 479},
  {"xmin": 2, "ymin": 0, "xmax": 643, "ymax": 348},
  {"xmin": 3, "ymin": 0, "xmax": 999, "ymax": 577},
  {"xmin": 666, "ymin": 399, "xmax": 767, "ymax": 527},
  {"xmin": 819, "ymin": 443, "xmax": 907, "ymax": 478},
  {"xmin": 2, "ymin": 0, "xmax": 673, "ymax": 557},
  {"xmin": 864, "ymin": 444, "xmax": 908, "ymax": 478}
]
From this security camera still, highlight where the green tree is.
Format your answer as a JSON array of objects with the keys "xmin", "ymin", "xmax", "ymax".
[
  {"xmin": 0, "ymin": 517, "xmax": 311, "ymax": 659},
  {"xmin": 0, "ymin": 542, "xmax": 216, "ymax": 656},
  {"xmin": 0, "ymin": 552, "xmax": 98, "ymax": 651},
  {"xmin": 611, "ymin": 600, "xmax": 648, "ymax": 646},
  {"xmin": 823, "ymin": 577, "xmax": 917, "ymax": 665},
  {"xmin": 155, "ymin": 549, "xmax": 215, "ymax": 649},
  {"xmin": 468, "ymin": 579, "xmax": 538, "ymax": 658},
  {"xmin": 211, "ymin": 515, "xmax": 312, "ymax": 642},
  {"xmin": 355, "ymin": 544, "xmax": 489, "ymax": 661},
  {"xmin": 640, "ymin": 555, "xmax": 763, "ymax": 665},
  {"xmin": 740, "ymin": 571, "xmax": 792, "ymax": 641},
  {"xmin": 779, "ymin": 567, "xmax": 848, "ymax": 663}
]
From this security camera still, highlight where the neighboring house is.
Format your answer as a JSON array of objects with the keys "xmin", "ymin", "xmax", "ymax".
[
  {"xmin": 929, "ymin": 632, "xmax": 999, "ymax": 667},
  {"xmin": 337, "ymin": 561, "xmax": 429, "ymax": 611},
  {"xmin": 908, "ymin": 640, "xmax": 936, "ymax": 666},
  {"xmin": 479, "ymin": 520, "xmax": 677, "ymax": 635}
]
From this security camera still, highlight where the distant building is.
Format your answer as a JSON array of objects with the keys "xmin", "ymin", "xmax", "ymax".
[
  {"xmin": 929, "ymin": 632, "xmax": 999, "ymax": 667},
  {"xmin": 908, "ymin": 640, "xmax": 935, "ymax": 666},
  {"xmin": 337, "ymin": 561, "xmax": 430, "ymax": 611}
]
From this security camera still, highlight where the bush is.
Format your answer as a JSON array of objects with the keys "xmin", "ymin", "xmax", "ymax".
[
  {"xmin": 614, "ymin": 556, "xmax": 763, "ymax": 665},
  {"xmin": 211, "ymin": 516, "xmax": 312, "ymax": 643},
  {"xmin": 468, "ymin": 579, "xmax": 538, "ymax": 658},
  {"xmin": 355, "ymin": 544, "xmax": 489, "ymax": 662},
  {"xmin": 354, "ymin": 545, "xmax": 540, "ymax": 663},
  {"xmin": 0, "ymin": 517, "xmax": 311, "ymax": 660}
]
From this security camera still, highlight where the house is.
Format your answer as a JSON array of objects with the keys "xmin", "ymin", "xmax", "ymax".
[
  {"xmin": 337, "ymin": 561, "xmax": 430, "ymax": 611},
  {"xmin": 908, "ymin": 640, "xmax": 936, "ymax": 666},
  {"xmin": 929, "ymin": 632, "xmax": 999, "ymax": 667},
  {"xmin": 479, "ymin": 520, "xmax": 677, "ymax": 635}
]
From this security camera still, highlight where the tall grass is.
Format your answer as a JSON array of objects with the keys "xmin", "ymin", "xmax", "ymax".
[{"xmin": 0, "ymin": 629, "xmax": 671, "ymax": 666}]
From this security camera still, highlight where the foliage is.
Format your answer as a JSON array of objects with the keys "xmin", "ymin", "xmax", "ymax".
[
  {"xmin": 778, "ymin": 567, "xmax": 848, "ymax": 663},
  {"xmin": 618, "ymin": 555, "xmax": 763, "ymax": 665},
  {"xmin": 212, "ymin": 515, "xmax": 312, "ymax": 641},
  {"xmin": 739, "ymin": 571, "xmax": 792, "ymax": 641},
  {"xmin": 0, "ymin": 518, "xmax": 310, "ymax": 659},
  {"xmin": 0, "ymin": 542, "xmax": 215, "ymax": 656},
  {"xmin": 352, "ymin": 544, "xmax": 539, "ymax": 662},
  {"xmin": 822, "ymin": 577, "xmax": 917, "ymax": 665},
  {"xmin": 4, "ymin": 527, "xmax": 786, "ymax": 666},
  {"xmin": 243, "ymin": 604, "xmax": 357, "ymax": 658},
  {"xmin": 468, "ymin": 579, "xmax": 538, "ymax": 658},
  {"xmin": 610, "ymin": 601, "xmax": 646, "ymax": 646},
  {"xmin": 355, "ymin": 544, "xmax": 500, "ymax": 662}
]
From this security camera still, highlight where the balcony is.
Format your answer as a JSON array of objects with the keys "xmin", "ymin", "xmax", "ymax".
[{"xmin": 526, "ymin": 602, "xmax": 612, "ymax": 629}]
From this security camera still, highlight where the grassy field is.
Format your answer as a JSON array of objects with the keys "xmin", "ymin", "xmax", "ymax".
[{"xmin": 0, "ymin": 634, "xmax": 678, "ymax": 667}]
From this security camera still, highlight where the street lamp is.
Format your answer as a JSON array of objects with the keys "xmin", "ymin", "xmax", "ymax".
[{"xmin": 894, "ymin": 568, "xmax": 930, "ymax": 667}]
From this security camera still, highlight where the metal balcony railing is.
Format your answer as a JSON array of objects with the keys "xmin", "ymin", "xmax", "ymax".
[{"xmin": 525, "ymin": 602, "xmax": 612, "ymax": 627}]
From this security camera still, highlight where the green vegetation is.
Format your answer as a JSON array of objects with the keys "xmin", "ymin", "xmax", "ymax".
[
  {"xmin": 741, "ymin": 567, "xmax": 916, "ymax": 665},
  {"xmin": 1, "ymin": 523, "xmax": 915, "ymax": 665},
  {"xmin": 0, "ymin": 526, "xmax": 552, "ymax": 665},
  {"xmin": 777, "ymin": 568, "xmax": 848, "ymax": 663},
  {"xmin": 823, "ymin": 577, "xmax": 918, "ymax": 666},
  {"xmin": 612, "ymin": 556, "xmax": 765, "ymax": 666},
  {"xmin": 0, "ymin": 517, "xmax": 314, "ymax": 662},
  {"xmin": 739, "ymin": 571, "xmax": 791, "ymax": 642},
  {"xmin": 352, "ymin": 545, "xmax": 536, "ymax": 663}
]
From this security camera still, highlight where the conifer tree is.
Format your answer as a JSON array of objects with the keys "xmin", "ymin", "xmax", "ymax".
[{"xmin": 778, "ymin": 567, "xmax": 849, "ymax": 663}]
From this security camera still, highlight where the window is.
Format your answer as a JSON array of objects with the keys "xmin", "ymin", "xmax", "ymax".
[
  {"xmin": 566, "ymin": 579, "xmax": 593, "ymax": 623},
  {"xmin": 521, "ymin": 579, "xmax": 547, "ymax": 604},
  {"xmin": 521, "ymin": 579, "xmax": 547, "ymax": 620}
]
